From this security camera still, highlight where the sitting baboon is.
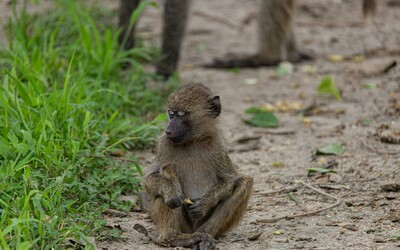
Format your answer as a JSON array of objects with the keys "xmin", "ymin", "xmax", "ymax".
[{"xmin": 140, "ymin": 83, "xmax": 253, "ymax": 249}]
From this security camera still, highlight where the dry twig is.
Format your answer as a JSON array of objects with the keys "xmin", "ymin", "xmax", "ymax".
[
  {"xmin": 255, "ymin": 180, "xmax": 342, "ymax": 224},
  {"xmin": 254, "ymin": 185, "xmax": 299, "ymax": 196},
  {"xmin": 254, "ymin": 129, "xmax": 295, "ymax": 135}
]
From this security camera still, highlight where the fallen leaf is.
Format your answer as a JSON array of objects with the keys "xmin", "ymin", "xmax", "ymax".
[
  {"xmin": 307, "ymin": 168, "xmax": 337, "ymax": 176},
  {"xmin": 302, "ymin": 65, "xmax": 316, "ymax": 74},
  {"xmin": 247, "ymin": 101, "xmax": 304, "ymax": 113},
  {"xmin": 273, "ymin": 229, "xmax": 283, "ymax": 235},
  {"xmin": 245, "ymin": 78, "xmax": 258, "ymax": 85},
  {"xmin": 352, "ymin": 55, "xmax": 365, "ymax": 63},
  {"xmin": 316, "ymin": 143, "xmax": 345, "ymax": 155},
  {"xmin": 302, "ymin": 117, "xmax": 312, "ymax": 128},
  {"xmin": 276, "ymin": 61, "xmax": 294, "ymax": 76},
  {"xmin": 274, "ymin": 100, "xmax": 304, "ymax": 112},
  {"xmin": 271, "ymin": 162, "xmax": 285, "ymax": 167},
  {"xmin": 327, "ymin": 54, "xmax": 344, "ymax": 62},
  {"xmin": 362, "ymin": 82, "xmax": 377, "ymax": 89},
  {"xmin": 317, "ymin": 76, "xmax": 342, "ymax": 100},
  {"xmin": 245, "ymin": 106, "xmax": 270, "ymax": 114},
  {"xmin": 244, "ymin": 112, "xmax": 279, "ymax": 128},
  {"xmin": 288, "ymin": 82, "xmax": 301, "ymax": 89}
]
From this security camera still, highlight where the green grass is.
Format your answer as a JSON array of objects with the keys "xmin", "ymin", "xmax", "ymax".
[{"xmin": 0, "ymin": 0, "xmax": 175, "ymax": 249}]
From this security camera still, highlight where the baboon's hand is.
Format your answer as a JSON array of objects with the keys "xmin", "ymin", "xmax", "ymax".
[
  {"xmin": 187, "ymin": 198, "xmax": 208, "ymax": 220},
  {"xmin": 164, "ymin": 191, "xmax": 184, "ymax": 209}
]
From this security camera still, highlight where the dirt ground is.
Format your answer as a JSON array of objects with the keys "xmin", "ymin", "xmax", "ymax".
[
  {"xmin": 99, "ymin": 1, "xmax": 400, "ymax": 249},
  {"xmin": 98, "ymin": 0, "xmax": 400, "ymax": 249},
  {"xmin": 2, "ymin": 0, "xmax": 399, "ymax": 249}
]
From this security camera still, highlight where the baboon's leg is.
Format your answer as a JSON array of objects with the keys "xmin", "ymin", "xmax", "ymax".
[
  {"xmin": 257, "ymin": 0, "xmax": 295, "ymax": 64},
  {"xmin": 149, "ymin": 198, "xmax": 192, "ymax": 241},
  {"xmin": 140, "ymin": 164, "xmax": 192, "ymax": 241},
  {"xmin": 196, "ymin": 176, "xmax": 253, "ymax": 238},
  {"xmin": 151, "ymin": 198, "xmax": 214, "ymax": 249},
  {"xmin": 142, "ymin": 165, "xmax": 210, "ymax": 247},
  {"xmin": 206, "ymin": 0, "xmax": 310, "ymax": 69},
  {"xmin": 363, "ymin": 0, "xmax": 377, "ymax": 19},
  {"xmin": 286, "ymin": 26, "xmax": 313, "ymax": 63},
  {"xmin": 118, "ymin": 0, "xmax": 140, "ymax": 50},
  {"xmin": 156, "ymin": 0, "xmax": 190, "ymax": 78}
]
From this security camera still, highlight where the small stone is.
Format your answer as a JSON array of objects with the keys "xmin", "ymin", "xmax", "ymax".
[
  {"xmin": 247, "ymin": 232, "xmax": 263, "ymax": 241},
  {"xmin": 133, "ymin": 223, "xmax": 149, "ymax": 236},
  {"xmin": 381, "ymin": 182, "xmax": 400, "ymax": 192}
]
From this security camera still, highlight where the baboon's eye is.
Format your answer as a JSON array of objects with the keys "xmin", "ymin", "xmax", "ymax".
[
  {"xmin": 177, "ymin": 111, "xmax": 185, "ymax": 117},
  {"xmin": 168, "ymin": 110, "xmax": 175, "ymax": 118}
]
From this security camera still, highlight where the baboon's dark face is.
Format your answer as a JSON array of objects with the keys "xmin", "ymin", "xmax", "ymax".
[
  {"xmin": 166, "ymin": 110, "xmax": 191, "ymax": 144},
  {"xmin": 165, "ymin": 96, "xmax": 221, "ymax": 145},
  {"xmin": 165, "ymin": 84, "xmax": 222, "ymax": 144}
]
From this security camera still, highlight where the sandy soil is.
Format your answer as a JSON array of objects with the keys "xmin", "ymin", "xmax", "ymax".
[
  {"xmin": 1, "ymin": 0, "xmax": 399, "ymax": 249},
  {"xmin": 99, "ymin": 1, "xmax": 400, "ymax": 249}
]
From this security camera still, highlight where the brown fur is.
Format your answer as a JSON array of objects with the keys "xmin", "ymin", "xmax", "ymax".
[
  {"xmin": 206, "ymin": 0, "xmax": 310, "ymax": 68},
  {"xmin": 141, "ymin": 84, "xmax": 253, "ymax": 249},
  {"xmin": 118, "ymin": 0, "xmax": 377, "ymax": 76}
]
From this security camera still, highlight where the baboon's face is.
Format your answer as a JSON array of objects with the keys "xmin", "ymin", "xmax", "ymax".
[
  {"xmin": 165, "ymin": 84, "xmax": 221, "ymax": 145},
  {"xmin": 165, "ymin": 110, "xmax": 191, "ymax": 144}
]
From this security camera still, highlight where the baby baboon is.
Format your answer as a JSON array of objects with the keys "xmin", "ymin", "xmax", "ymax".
[
  {"xmin": 119, "ymin": 0, "xmax": 377, "ymax": 77},
  {"xmin": 140, "ymin": 84, "xmax": 253, "ymax": 249}
]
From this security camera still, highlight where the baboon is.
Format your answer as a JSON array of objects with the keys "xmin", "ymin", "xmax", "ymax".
[
  {"xmin": 140, "ymin": 84, "xmax": 253, "ymax": 249},
  {"xmin": 118, "ymin": 0, "xmax": 140, "ymax": 50},
  {"xmin": 119, "ymin": 0, "xmax": 377, "ymax": 76}
]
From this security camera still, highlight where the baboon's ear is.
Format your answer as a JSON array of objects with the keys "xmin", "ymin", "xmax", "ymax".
[{"xmin": 209, "ymin": 96, "xmax": 221, "ymax": 118}]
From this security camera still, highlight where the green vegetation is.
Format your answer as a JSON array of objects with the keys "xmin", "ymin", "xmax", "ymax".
[
  {"xmin": 243, "ymin": 107, "xmax": 279, "ymax": 128},
  {"xmin": 317, "ymin": 75, "xmax": 341, "ymax": 101},
  {"xmin": 0, "ymin": 0, "xmax": 175, "ymax": 249}
]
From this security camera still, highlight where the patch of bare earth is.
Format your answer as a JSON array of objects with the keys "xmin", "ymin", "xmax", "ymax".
[
  {"xmin": 100, "ymin": 0, "xmax": 400, "ymax": 249},
  {"xmin": 1, "ymin": 0, "xmax": 398, "ymax": 249}
]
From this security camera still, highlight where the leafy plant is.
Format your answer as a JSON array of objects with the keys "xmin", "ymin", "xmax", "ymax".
[{"xmin": 0, "ymin": 0, "xmax": 173, "ymax": 248}]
